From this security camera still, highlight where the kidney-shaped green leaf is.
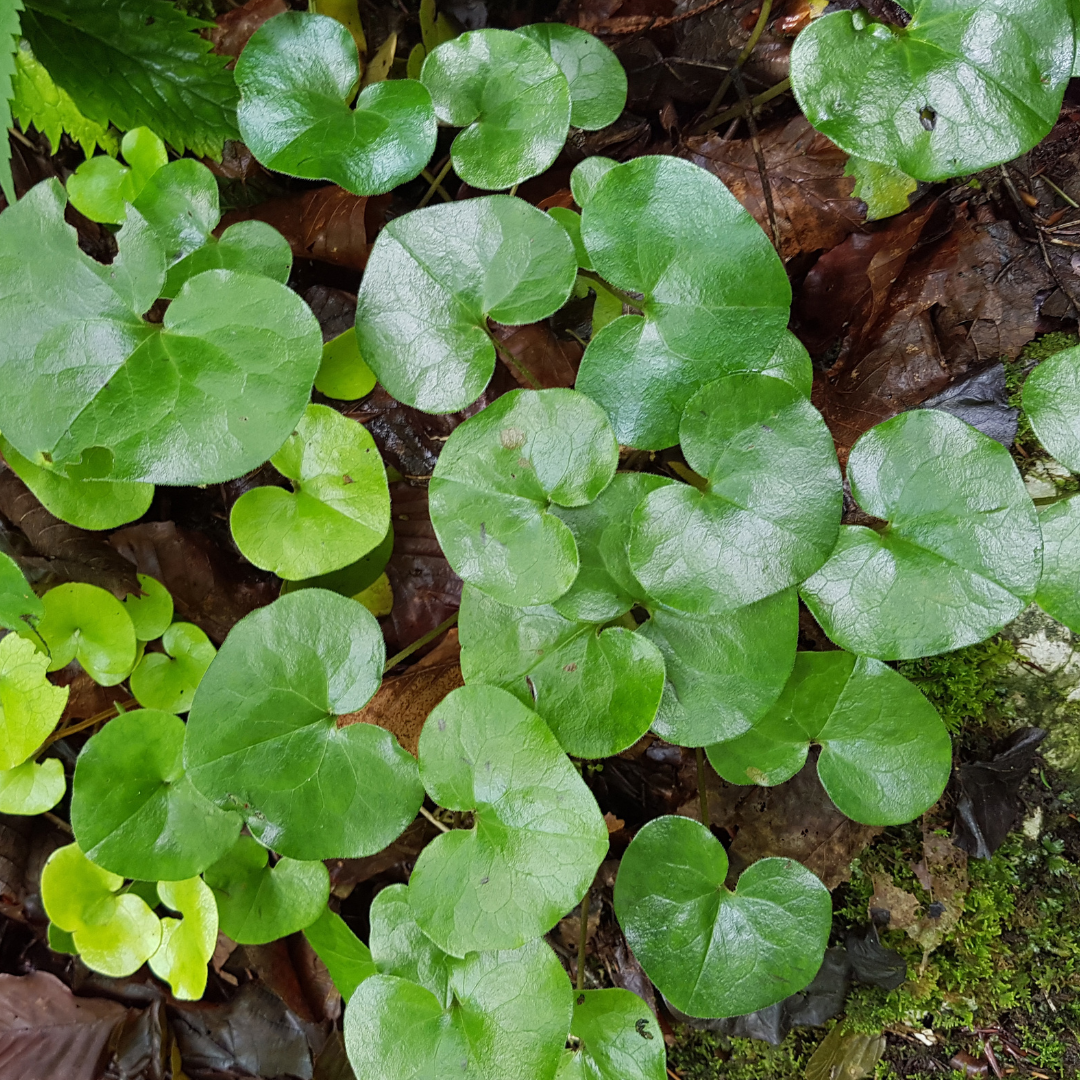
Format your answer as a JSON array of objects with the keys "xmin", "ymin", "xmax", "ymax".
[
  {"xmin": 629, "ymin": 374, "xmax": 841, "ymax": 615},
  {"xmin": 556, "ymin": 988, "xmax": 666, "ymax": 1080},
  {"xmin": 575, "ymin": 155, "xmax": 791, "ymax": 449},
  {"xmin": 430, "ymin": 388, "xmax": 618, "ymax": 606},
  {"xmin": 1036, "ymin": 494, "xmax": 1080, "ymax": 633},
  {"xmin": 66, "ymin": 126, "xmax": 167, "ymax": 225},
  {"xmin": 149, "ymin": 876, "xmax": 218, "ymax": 1000},
  {"xmin": 185, "ymin": 589, "xmax": 423, "ymax": 860},
  {"xmin": 230, "ymin": 404, "xmax": 390, "ymax": 580},
  {"xmin": 801, "ymin": 409, "xmax": 1041, "ymax": 660},
  {"xmin": 162, "ymin": 220, "xmax": 292, "ymax": 302},
  {"xmin": 706, "ymin": 651, "xmax": 951, "ymax": 826},
  {"xmin": 36, "ymin": 583, "xmax": 137, "ymax": 685},
  {"xmin": 355, "ymin": 195, "xmax": 577, "ymax": 412},
  {"xmin": 408, "ymin": 683, "xmax": 609, "ymax": 957},
  {"xmin": 613, "ymin": 815, "xmax": 831, "ymax": 1019},
  {"xmin": 1022, "ymin": 342, "xmax": 1080, "ymax": 472},
  {"xmin": 71, "ymin": 708, "xmax": 241, "ymax": 881},
  {"xmin": 0, "ymin": 632, "xmax": 69, "ymax": 769},
  {"xmin": 368, "ymin": 883, "xmax": 453, "ymax": 1007},
  {"xmin": 129, "ymin": 622, "xmax": 216, "ymax": 713},
  {"xmin": 790, "ymin": 0, "xmax": 1074, "ymax": 182},
  {"xmin": 237, "ymin": 12, "xmax": 437, "ymax": 197},
  {"xmin": 421, "ymin": 28, "xmax": 571, "ymax": 190},
  {"xmin": 121, "ymin": 575, "xmax": 173, "ymax": 642}
]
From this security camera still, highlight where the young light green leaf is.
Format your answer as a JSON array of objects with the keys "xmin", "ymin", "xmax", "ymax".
[
  {"xmin": 629, "ymin": 374, "xmax": 841, "ymax": 615},
  {"xmin": 315, "ymin": 328, "xmax": 378, "ymax": 400},
  {"xmin": 641, "ymin": 590, "xmax": 798, "ymax": 748},
  {"xmin": 162, "ymin": 220, "xmax": 292, "ymax": 301},
  {"xmin": 41, "ymin": 843, "xmax": 162, "ymax": 978},
  {"xmin": 576, "ymin": 156, "xmax": 792, "ymax": 449},
  {"xmin": 517, "ymin": 23, "xmax": 626, "ymax": 131},
  {"xmin": 844, "ymin": 155, "xmax": 916, "ymax": 221},
  {"xmin": 801, "ymin": 409, "xmax": 1041, "ymax": 660},
  {"xmin": 0, "ymin": 632, "xmax": 68, "ymax": 767},
  {"xmin": 0, "ymin": 758, "xmax": 65, "ymax": 815},
  {"xmin": 0, "ymin": 0, "xmax": 24, "ymax": 206},
  {"xmin": 236, "ymin": 12, "xmax": 436, "ymax": 197},
  {"xmin": 129, "ymin": 622, "xmax": 216, "ymax": 714},
  {"xmin": 570, "ymin": 155, "xmax": 617, "ymax": 207},
  {"xmin": 185, "ymin": 589, "xmax": 423, "ymax": 860},
  {"xmin": 459, "ymin": 585, "xmax": 665, "ymax": 759},
  {"xmin": 368, "ymin": 883, "xmax": 453, "ymax": 1006},
  {"xmin": 0, "ymin": 551, "xmax": 43, "ymax": 631},
  {"xmin": 420, "ymin": 28, "xmax": 571, "ymax": 190},
  {"xmin": 789, "ymin": 0, "xmax": 1073, "ymax": 182},
  {"xmin": 613, "ymin": 815, "xmax": 831, "ymax": 1019},
  {"xmin": 230, "ymin": 404, "xmax": 391, "ymax": 580},
  {"xmin": 71, "ymin": 708, "xmax": 240, "ymax": 881},
  {"xmin": 66, "ymin": 127, "xmax": 167, "ymax": 225},
  {"xmin": 304, "ymin": 907, "xmax": 376, "ymax": 1003},
  {"xmin": 121, "ymin": 575, "xmax": 172, "ymax": 642},
  {"xmin": 409, "ymin": 684, "xmax": 609, "ymax": 956},
  {"xmin": 149, "ymin": 876, "xmax": 218, "ymax": 1000},
  {"xmin": 36, "ymin": 582, "xmax": 137, "ymax": 685},
  {"xmin": 430, "ymin": 388, "xmax": 618, "ymax": 606},
  {"xmin": 355, "ymin": 195, "xmax": 577, "ymax": 412},
  {"xmin": 1036, "ymin": 494, "xmax": 1080, "ymax": 633},
  {"xmin": 203, "ymin": 834, "xmax": 329, "ymax": 945},
  {"xmin": 707, "ymin": 651, "xmax": 951, "ymax": 826},
  {"xmin": 556, "ymin": 988, "xmax": 666, "ymax": 1080},
  {"xmin": 1022, "ymin": 343, "xmax": 1080, "ymax": 471}
]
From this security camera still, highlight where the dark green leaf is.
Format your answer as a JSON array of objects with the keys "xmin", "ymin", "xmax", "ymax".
[
  {"xmin": 1022, "ymin": 342, "xmax": 1080, "ymax": 471},
  {"xmin": 549, "ymin": 206, "xmax": 592, "ymax": 270},
  {"xmin": 0, "ymin": 0, "xmax": 22, "ymax": 205},
  {"xmin": 303, "ymin": 907, "xmax": 376, "ymax": 1003},
  {"xmin": 556, "ymin": 988, "xmax": 666, "ymax": 1080},
  {"xmin": 130, "ymin": 158, "xmax": 218, "ymax": 267},
  {"xmin": 162, "ymin": 220, "xmax": 292, "ymax": 301},
  {"xmin": 0, "ymin": 551, "xmax": 44, "ymax": 631},
  {"xmin": 1036, "ymin": 494, "xmax": 1080, "ymax": 633}
]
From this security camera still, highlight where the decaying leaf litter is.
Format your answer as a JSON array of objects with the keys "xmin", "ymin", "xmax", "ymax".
[{"xmin": 0, "ymin": 0, "xmax": 1079, "ymax": 1078}]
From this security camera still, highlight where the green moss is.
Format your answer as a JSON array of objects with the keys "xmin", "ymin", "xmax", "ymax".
[{"xmin": 667, "ymin": 1027, "xmax": 820, "ymax": 1080}]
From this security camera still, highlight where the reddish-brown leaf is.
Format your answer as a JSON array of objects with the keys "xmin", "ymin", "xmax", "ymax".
[
  {"xmin": 490, "ymin": 322, "xmax": 583, "ymax": 390},
  {"xmin": 209, "ymin": 0, "xmax": 288, "ymax": 59}
]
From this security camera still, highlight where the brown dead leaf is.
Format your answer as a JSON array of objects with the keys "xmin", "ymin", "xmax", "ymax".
[
  {"xmin": 226, "ymin": 939, "xmax": 320, "ymax": 1023},
  {"xmin": 50, "ymin": 664, "xmax": 129, "ymax": 724},
  {"xmin": 327, "ymin": 817, "xmax": 432, "ymax": 900},
  {"xmin": 869, "ymin": 874, "xmax": 920, "ymax": 930},
  {"xmin": 490, "ymin": 322, "xmax": 583, "ymax": 390},
  {"xmin": 208, "ymin": 0, "xmax": 287, "ymax": 59}
]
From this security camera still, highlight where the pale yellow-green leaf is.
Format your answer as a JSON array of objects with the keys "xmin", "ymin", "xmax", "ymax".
[
  {"xmin": 361, "ymin": 32, "xmax": 397, "ymax": 87},
  {"xmin": 0, "ymin": 757, "xmax": 65, "ymax": 814},
  {"xmin": 150, "ymin": 877, "xmax": 218, "ymax": 999},
  {"xmin": 0, "ymin": 632, "xmax": 69, "ymax": 769}
]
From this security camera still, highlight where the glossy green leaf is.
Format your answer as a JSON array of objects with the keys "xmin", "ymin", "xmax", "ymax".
[
  {"xmin": 430, "ymin": 388, "xmax": 618, "ymax": 606},
  {"xmin": 570, "ymin": 156, "xmax": 617, "ymax": 207},
  {"xmin": 408, "ymin": 684, "xmax": 609, "ymax": 956},
  {"xmin": 421, "ymin": 28, "xmax": 570, "ymax": 190},
  {"xmin": 66, "ymin": 126, "xmax": 166, "ymax": 224},
  {"xmin": 279, "ymin": 525, "xmax": 393, "ymax": 599},
  {"xmin": 459, "ymin": 585, "xmax": 665, "ymax": 759},
  {"xmin": 707, "ymin": 651, "xmax": 951, "ymax": 825},
  {"xmin": 304, "ymin": 907, "xmax": 376, "ymax": 1003},
  {"xmin": 575, "ymin": 156, "xmax": 792, "ymax": 449},
  {"xmin": 41, "ymin": 843, "xmax": 162, "ymax": 978},
  {"xmin": 129, "ymin": 158, "xmax": 218, "ymax": 268},
  {"xmin": 642, "ymin": 590, "xmax": 798, "ymax": 748},
  {"xmin": 629, "ymin": 374, "xmax": 841, "ymax": 615},
  {"xmin": 368, "ymin": 883, "xmax": 453, "ymax": 1006},
  {"xmin": 121, "ymin": 575, "xmax": 172, "ymax": 642},
  {"xmin": 129, "ymin": 622, "xmax": 216, "ymax": 713},
  {"xmin": 162, "ymin": 220, "xmax": 292, "ymax": 301},
  {"xmin": 844, "ymin": 155, "xmax": 916, "ymax": 221},
  {"xmin": 48, "ymin": 922, "xmax": 78, "ymax": 954},
  {"xmin": 0, "ymin": 180, "xmax": 323, "ymax": 485},
  {"xmin": 790, "ymin": 0, "xmax": 1073, "ymax": 182},
  {"xmin": 1, "ymin": 435, "xmax": 153, "ymax": 531},
  {"xmin": 203, "ymin": 834, "xmax": 329, "ymax": 945},
  {"xmin": 345, "ymin": 934, "xmax": 571, "ymax": 1080},
  {"xmin": 550, "ymin": 207, "xmax": 592, "ymax": 270},
  {"xmin": 517, "ymin": 23, "xmax": 626, "ymax": 131},
  {"xmin": 355, "ymin": 195, "xmax": 577, "ymax": 413},
  {"xmin": 36, "ymin": 583, "xmax": 137, "ymax": 685},
  {"xmin": 1036, "ymin": 494, "xmax": 1080, "ymax": 633},
  {"xmin": 0, "ymin": 551, "xmax": 43, "ymax": 631},
  {"xmin": 149, "ymin": 876, "xmax": 218, "ymax": 1000},
  {"xmin": 0, "ymin": 758, "xmax": 65, "ymax": 815},
  {"xmin": 0, "ymin": 632, "xmax": 68, "ymax": 768},
  {"xmin": 762, "ymin": 329, "xmax": 813, "ymax": 399},
  {"xmin": 236, "ymin": 12, "xmax": 436, "ymax": 197},
  {"xmin": 801, "ymin": 409, "xmax": 1041, "ymax": 660},
  {"xmin": 316, "ymin": 328, "xmax": 378, "ymax": 400},
  {"xmin": 613, "ymin": 816, "xmax": 831, "ymax": 1018},
  {"xmin": 185, "ymin": 589, "xmax": 423, "ymax": 859},
  {"xmin": 230, "ymin": 405, "xmax": 390, "ymax": 580},
  {"xmin": 555, "ymin": 988, "xmax": 666, "ymax": 1080},
  {"xmin": 1022, "ymin": 343, "xmax": 1080, "ymax": 471},
  {"xmin": 71, "ymin": 708, "xmax": 240, "ymax": 881}
]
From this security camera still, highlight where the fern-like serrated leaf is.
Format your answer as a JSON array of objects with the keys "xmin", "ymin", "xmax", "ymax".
[
  {"xmin": 1, "ymin": 0, "xmax": 23, "ymax": 205},
  {"xmin": 21, "ymin": 0, "xmax": 238, "ymax": 158}
]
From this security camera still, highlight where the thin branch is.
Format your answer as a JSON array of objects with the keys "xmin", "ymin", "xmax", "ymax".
[
  {"xmin": 418, "ymin": 805, "xmax": 451, "ymax": 833},
  {"xmin": 694, "ymin": 0, "xmax": 773, "ymax": 134},
  {"xmin": 418, "ymin": 157, "xmax": 453, "ymax": 209},
  {"xmin": 485, "ymin": 325, "xmax": 543, "ymax": 390},
  {"xmin": 696, "ymin": 747, "xmax": 710, "ymax": 828},
  {"xmin": 576, "ymin": 889, "xmax": 591, "ymax": 992},
  {"xmin": 733, "ymin": 66, "xmax": 782, "ymax": 252},
  {"xmin": 383, "ymin": 611, "xmax": 459, "ymax": 672}
]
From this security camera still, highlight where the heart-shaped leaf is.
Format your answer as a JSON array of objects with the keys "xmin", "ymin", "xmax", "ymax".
[
  {"xmin": 121, "ymin": 575, "xmax": 173, "ymax": 642},
  {"xmin": 161, "ymin": 220, "xmax": 292, "ymax": 301},
  {"xmin": 629, "ymin": 374, "xmax": 841, "ymax": 615},
  {"xmin": 129, "ymin": 622, "xmax": 216, "ymax": 713},
  {"xmin": 236, "ymin": 12, "xmax": 437, "ymax": 197},
  {"xmin": 1036, "ymin": 494, "xmax": 1080, "ymax": 633},
  {"xmin": 0, "ymin": 758, "xmax": 66, "ymax": 815},
  {"xmin": 304, "ymin": 907, "xmax": 377, "ymax": 1003},
  {"xmin": 429, "ymin": 388, "xmax": 618, "ymax": 606},
  {"xmin": 790, "ymin": 1, "xmax": 1074, "ymax": 182},
  {"xmin": 613, "ymin": 815, "xmax": 831, "ymax": 1018},
  {"xmin": 149, "ymin": 877, "xmax": 218, "ymax": 1000},
  {"xmin": 355, "ymin": 195, "xmax": 577, "ymax": 413},
  {"xmin": 66, "ymin": 126, "xmax": 167, "ymax": 224},
  {"xmin": 130, "ymin": 158, "xmax": 221, "ymax": 267},
  {"xmin": 230, "ymin": 404, "xmax": 391, "ymax": 580},
  {"xmin": 315, "ymin": 328, "xmax": 378, "ymax": 401},
  {"xmin": 556, "ymin": 988, "xmax": 666, "ymax": 1080},
  {"xmin": 420, "ymin": 28, "xmax": 571, "ymax": 190},
  {"xmin": 575, "ymin": 156, "xmax": 792, "ymax": 449},
  {"xmin": 203, "ymin": 834, "xmax": 329, "ymax": 945},
  {"xmin": 71, "ymin": 708, "xmax": 240, "ymax": 881},
  {"xmin": 41, "ymin": 843, "xmax": 162, "ymax": 979},
  {"xmin": 570, "ymin": 156, "xmax": 617, "ymax": 207},
  {"xmin": 0, "ymin": 632, "xmax": 69, "ymax": 768},
  {"xmin": 800, "ymin": 409, "xmax": 1041, "ymax": 660},
  {"xmin": 641, "ymin": 590, "xmax": 798, "ymax": 748},
  {"xmin": 408, "ymin": 683, "xmax": 609, "ymax": 956},
  {"xmin": 368, "ymin": 883, "xmax": 454, "ymax": 1006},
  {"xmin": 459, "ymin": 585, "xmax": 665, "ymax": 759},
  {"xmin": 0, "ymin": 552, "xmax": 43, "ymax": 631},
  {"xmin": 706, "ymin": 651, "xmax": 952, "ymax": 825},
  {"xmin": 516, "ymin": 24, "xmax": 626, "ymax": 131},
  {"xmin": 35, "ymin": 583, "xmax": 137, "ymax": 685},
  {"xmin": 0, "ymin": 180, "xmax": 323, "ymax": 485},
  {"xmin": 1022, "ymin": 343, "xmax": 1080, "ymax": 472},
  {"xmin": 185, "ymin": 589, "xmax": 423, "ymax": 859}
]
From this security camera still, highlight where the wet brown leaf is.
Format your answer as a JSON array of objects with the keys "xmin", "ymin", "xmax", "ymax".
[
  {"xmin": 869, "ymin": 874, "xmax": 920, "ymax": 930},
  {"xmin": 327, "ymin": 818, "xmax": 432, "ymax": 900},
  {"xmin": 490, "ymin": 323, "xmax": 583, "ymax": 390},
  {"xmin": 304, "ymin": 286, "xmax": 357, "ymax": 344},
  {"xmin": 104, "ymin": 999, "xmax": 168, "ymax": 1080},
  {"xmin": 51, "ymin": 665, "xmax": 129, "ymax": 725},
  {"xmin": 209, "ymin": 0, "xmax": 288, "ymax": 59}
]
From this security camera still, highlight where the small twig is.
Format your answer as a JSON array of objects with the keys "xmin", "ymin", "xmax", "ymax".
[
  {"xmin": 383, "ymin": 611, "xmax": 459, "ymax": 672},
  {"xmin": 1039, "ymin": 174, "xmax": 1079, "ymax": 209},
  {"xmin": 701, "ymin": 77, "xmax": 791, "ymax": 132},
  {"xmin": 576, "ymin": 270, "xmax": 643, "ymax": 312},
  {"xmin": 41, "ymin": 698, "xmax": 137, "ymax": 752},
  {"xmin": 695, "ymin": 0, "xmax": 773, "ymax": 134},
  {"xmin": 733, "ymin": 66, "xmax": 781, "ymax": 252},
  {"xmin": 44, "ymin": 811, "xmax": 73, "ymax": 835},
  {"xmin": 508, "ymin": 183, "xmax": 519, "ymax": 197},
  {"xmin": 418, "ymin": 167, "xmax": 453, "ymax": 203},
  {"xmin": 418, "ymin": 805, "xmax": 451, "ymax": 833},
  {"xmin": 696, "ymin": 747, "xmax": 710, "ymax": 827},
  {"xmin": 576, "ymin": 888, "xmax": 590, "ymax": 992},
  {"xmin": 418, "ymin": 157, "xmax": 453, "ymax": 209}
]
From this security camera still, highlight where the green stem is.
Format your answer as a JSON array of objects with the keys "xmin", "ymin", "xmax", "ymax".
[
  {"xmin": 383, "ymin": 610, "xmax": 459, "ymax": 672},
  {"xmin": 577, "ymin": 270, "xmax": 643, "ymax": 312},
  {"xmin": 576, "ymin": 888, "xmax": 590, "ymax": 992},
  {"xmin": 696, "ymin": 747, "xmax": 710, "ymax": 828},
  {"xmin": 694, "ymin": 77, "xmax": 791, "ymax": 136},
  {"xmin": 418, "ymin": 157, "xmax": 454, "ymax": 209},
  {"xmin": 697, "ymin": 0, "xmax": 773, "ymax": 132},
  {"xmin": 419, "ymin": 805, "xmax": 451, "ymax": 833},
  {"xmin": 419, "ymin": 167, "xmax": 453, "ymax": 204}
]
